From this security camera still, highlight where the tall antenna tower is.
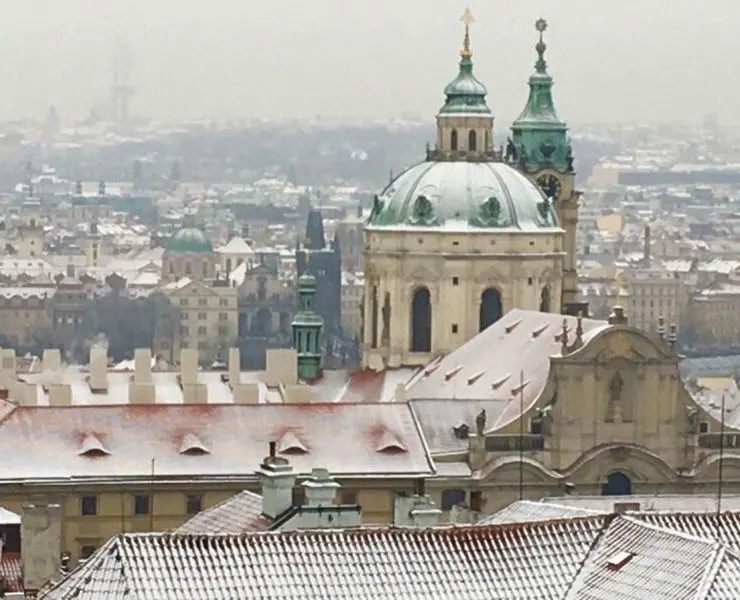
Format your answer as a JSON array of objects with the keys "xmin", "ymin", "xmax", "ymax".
[{"xmin": 110, "ymin": 37, "xmax": 135, "ymax": 124}]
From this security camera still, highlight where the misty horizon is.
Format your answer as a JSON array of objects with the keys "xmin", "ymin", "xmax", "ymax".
[{"xmin": 2, "ymin": 0, "xmax": 737, "ymax": 126}]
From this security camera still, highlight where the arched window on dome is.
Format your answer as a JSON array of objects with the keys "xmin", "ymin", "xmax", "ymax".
[
  {"xmin": 468, "ymin": 130, "xmax": 477, "ymax": 152},
  {"xmin": 410, "ymin": 287, "xmax": 432, "ymax": 352},
  {"xmin": 479, "ymin": 288, "xmax": 502, "ymax": 332},
  {"xmin": 540, "ymin": 285, "xmax": 551, "ymax": 313},
  {"xmin": 450, "ymin": 129, "xmax": 458, "ymax": 151},
  {"xmin": 601, "ymin": 471, "xmax": 632, "ymax": 496}
]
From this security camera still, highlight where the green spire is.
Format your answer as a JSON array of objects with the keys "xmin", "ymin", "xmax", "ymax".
[
  {"xmin": 438, "ymin": 8, "xmax": 491, "ymax": 116},
  {"xmin": 291, "ymin": 272, "xmax": 323, "ymax": 381},
  {"xmin": 511, "ymin": 18, "xmax": 571, "ymax": 171}
]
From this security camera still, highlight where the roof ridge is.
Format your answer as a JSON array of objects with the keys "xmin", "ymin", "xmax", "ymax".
[{"xmin": 561, "ymin": 512, "xmax": 617, "ymax": 599}]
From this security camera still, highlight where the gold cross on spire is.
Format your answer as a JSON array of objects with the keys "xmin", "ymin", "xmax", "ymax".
[{"xmin": 460, "ymin": 7, "xmax": 474, "ymax": 59}]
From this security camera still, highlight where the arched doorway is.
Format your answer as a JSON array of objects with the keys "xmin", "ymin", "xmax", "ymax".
[
  {"xmin": 468, "ymin": 130, "xmax": 477, "ymax": 152},
  {"xmin": 540, "ymin": 285, "xmax": 551, "ymax": 313},
  {"xmin": 450, "ymin": 129, "xmax": 458, "ymax": 151},
  {"xmin": 601, "ymin": 471, "xmax": 632, "ymax": 496},
  {"xmin": 479, "ymin": 288, "xmax": 503, "ymax": 331},
  {"xmin": 410, "ymin": 287, "xmax": 432, "ymax": 352}
]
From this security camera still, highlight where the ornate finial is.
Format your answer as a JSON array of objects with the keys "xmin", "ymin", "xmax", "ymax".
[
  {"xmin": 460, "ymin": 7, "xmax": 475, "ymax": 60},
  {"xmin": 534, "ymin": 17, "xmax": 548, "ymax": 72},
  {"xmin": 573, "ymin": 311, "xmax": 584, "ymax": 348},
  {"xmin": 560, "ymin": 318, "xmax": 569, "ymax": 355}
]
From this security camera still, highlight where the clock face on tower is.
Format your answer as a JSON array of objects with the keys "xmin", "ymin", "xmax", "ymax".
[{"xmin": 536, "ymin": 174, "xmax": 563, "ymax": 202}]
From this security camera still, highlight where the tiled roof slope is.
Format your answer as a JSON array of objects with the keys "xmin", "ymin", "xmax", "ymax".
[
  {"xmin": 174, "ymin": 490, "xmax": 270, "ymax": 534},
  {"xmin": 565, "ymin": 516, "xmax": 735, "ymax": 600},
  {"xmin": 40, "ymin": 518, "xmax": 609, "ymax": 600},
  {"xmin": 480, "ymin": 500, "xmax": 602, "ymax": 524},
  {"xmin": 633, "ymin": 512, "xmax": 740, "ymax": 553}
]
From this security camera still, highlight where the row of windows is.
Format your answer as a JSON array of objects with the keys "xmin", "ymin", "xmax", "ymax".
[
  {"xmin": 180, "ymin": 325, "xmax": 232, "ymax": 337},
  {"xmin": 179, "ymin": 298, "xmax": 231, "ymax": 307},
  {"xmin": 181, "ymin": 312, "xmax": 231, "ymax": 321},
  {"xmin": 80, "ymin": 493, "xmax": 203, "ymax": 517}
]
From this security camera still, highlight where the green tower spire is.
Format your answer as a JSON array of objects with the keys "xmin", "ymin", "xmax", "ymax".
[
  {"xmin": 438, "ymin": 7, "xmax": 491, "ymax": 116},
  {"xmin": 291, "ymin": 272, "xmax": 323, "ymax": 381},
  {"xmin": 510, "ymin": 18, "xmax": 571, "ymax": 172}
]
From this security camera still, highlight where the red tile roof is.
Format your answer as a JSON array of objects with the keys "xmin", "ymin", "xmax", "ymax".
[
  {"xmin": 0, "ymin": 403, "xmax": 433, "ymax": 482},
  {"xmin": 0, "ymin": 552, "xmax": 22, "ymax": 593},
  {"xmin": 174, "ymin": 491, "xmax": 270, "ymax": 535}
]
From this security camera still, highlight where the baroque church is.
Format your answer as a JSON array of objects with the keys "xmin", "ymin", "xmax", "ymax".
[
  {"xmin": 362, "ymin": 12, "xmax": 579, "ymax": 370},
  {"xmin": 355, "ymin": 12, "xmax": 736, "ymax": 508}
]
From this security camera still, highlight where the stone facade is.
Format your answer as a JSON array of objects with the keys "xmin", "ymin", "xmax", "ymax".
[{"xmin": 362, "ymin": 228, "xmax": 563, "ymax": 368}]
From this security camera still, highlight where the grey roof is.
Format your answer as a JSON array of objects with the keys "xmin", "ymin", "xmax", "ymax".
[
  {"xmin": 680, "ymin": 355, "xmax": 740, "ymax": 378},
  {"xmin": 174, "ymin": 490, "xmax": 270, "ymax": 534},
  {"xmin": 479, "ymin": 500, "xmax": 601, "ymax": 524},
  {"xmin": 39, "ymin": 515, "xmax": 740, "ymax": 600}
]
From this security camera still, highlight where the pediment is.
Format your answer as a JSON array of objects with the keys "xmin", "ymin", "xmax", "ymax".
[{"xmin": 567, "ymin": 328, "xmax": 671, "ymax": 364}]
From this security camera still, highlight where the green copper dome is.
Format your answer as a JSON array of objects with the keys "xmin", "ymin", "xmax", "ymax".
[
  {"xmin": 367, "ymin": 161, "xmax": 559, "ymax": 231},
  {"xmin": 511, "ymin": 19, "xmax": 571, "ymax": 171},
  {"xmin": 166, "ymin": 228, "xmax": 213, "ymax": 253}
]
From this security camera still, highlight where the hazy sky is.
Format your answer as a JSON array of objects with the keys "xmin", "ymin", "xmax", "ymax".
[{"xmin": 1, "ymin": 0, "xmax": 737, "ymax": 125}]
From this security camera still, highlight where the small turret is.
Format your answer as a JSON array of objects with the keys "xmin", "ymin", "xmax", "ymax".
[{"xmin": 291, "ymin": 273, "xmax": 323, "ymax": 381}]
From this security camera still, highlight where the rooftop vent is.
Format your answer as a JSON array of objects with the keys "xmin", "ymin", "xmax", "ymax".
[
  {"xmin": 78, "ymin": 434, "xmax": 110, "ymax": 457},
  {"xmin": 178, "ymin": 433, "xmax": 210, "ymax": 456},
  {"xmin": 467, "ymin": 370, "xmax": 486, "ymax": 385},
  {"xmin": 444, "ymin": 365, "xmax": 463, "ymax": 381},
  {"xmin": 375, "ymin": 429, "xmax": 407, "ymax": 454},
  {"xmin": 531, "ymin": 324, "xmax": 548, "ymax": 338},
  {"xmin": 606, "ymin": 550, "xmax": 634, "ymax": 571},
  {"xmin": 453, "ymin": 423, "xmax": 470, "ymax": 440},
  {"xmin": 505, "ymin": 319, "xmax": 522, "ymax": 334},
  {"xmin": 277, "ymin": 431, "xmax": 309, "ymax": 455},
  {"xmin": 492, "ymin": 374, "xmax": 511, "ymax": 391}
]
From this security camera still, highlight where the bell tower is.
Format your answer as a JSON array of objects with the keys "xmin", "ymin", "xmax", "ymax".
[
  {"xmin": 509, "ymin": 18, "xmax": 579, "ymax": 310},
  {"xmin": 291, "ymin": 273, "xmax": 323, "ymax": 381},
  {"xmin": 430, "ymin": 8, "xmax": 495, "ymax": 160},
  {"xmin": 18, "ymin": 185, "xmax": 43, "ymax": 259}
]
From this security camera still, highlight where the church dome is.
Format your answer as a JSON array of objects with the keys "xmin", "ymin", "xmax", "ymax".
[
  {"xmin": 367, "ymin": 161, "xmax": 559, "ymax": 231},
  {"xmin": 166, "ymin": 228, "xmax": 213, "ymax": 253}
]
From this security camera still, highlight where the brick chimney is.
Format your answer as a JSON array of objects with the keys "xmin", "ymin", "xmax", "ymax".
[
  {"xmin": 180, "ymin": 348, "xmax": 206, "ymax": 404},
  {"xmin": 257, "ymin": 442, "xmax": 296, "ymax": 519},
  {"xmin": 21, "ymin": 502, "xmax": 62, "ymax": 594}
]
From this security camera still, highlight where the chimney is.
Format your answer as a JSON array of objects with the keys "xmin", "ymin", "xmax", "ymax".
[
  {"xmin": 180, "ymin": 348, "xmax": 198, "ymax": 386},
  {"xmin": 48, "ymin": 383, "xmax": 72, "ymax": 406},
  {"xmin": 265, "ymin": 348, "xmax": 297, "ymax": 387},
  {"xmin": 129, "ymin": 349, "xmax": 155, "ymax": 404},
  {"xmin": 42, "ymin": 349, "xmax": 61, "ymax": 375},
  {"xmin": 21, "ymin": 502, "xmax": 62, "ymax": 594},
  {"xmin": 608, "ymin": 306, "xmax": 628, "ymax": 325},
  {"xmin": 228, "ymin": 347, "xmax": 240, "ymax": 387},
  {"xmin": 393, "ymin": 479, "xmax": 441, "ymax": 527},
  {"xmin": 233, "ymin": 382, "xmax": 259, "ymax": 404},
  {"xmin": 643, "ymin": 223, "xmax": 651, "ymax": 265},
  {"xmin": 257, "ymin": 443, "xmax": 296, "ymax": 519},
  {"xmin": 302, "ymin": 468, "xmax": 340, "ymax": 508},
  {"xmin": 89, "ymin": 346, "xmax": 108, "ymax": 392}
]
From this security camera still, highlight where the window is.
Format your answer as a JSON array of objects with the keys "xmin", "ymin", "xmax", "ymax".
[
  {"xmin": 451, "ymin": 324, "xmax": 458, "ymax": 334},
  {"xmin": 452, "ymin": 277, "xmax": 459, "ymax": 285},
  {"xmin": 79, "ymin": 545, "xmax": 97, "ymax": 560},
  {"xmin": 470, "ymin": 490, "xmax": 483, "ymax": 512},
  {"xmin": 292, "ymin": 486, "xmax": 306, "ymax": 506},
  {"xmin": 219, "ymin": 312, "xmax": 228, "ymax": 321},
  {"xmin": 202, "ymin": 262, "xmax": 208, "ymax": 276},
  {"xmin": 198, "ymin": 298, "xmax": 207, "ymax": 306},
  {"xmin": 198, "ymin": 312, "xmax": 207, "ymax": 320},
  {"xmin": 185, "ymin": 262, "xmax": 192, "ymax": 275},
  {"xmin": 219, "ymin": 298, "xmax": 229, "ymax": 307},
  {"xmin": 185, "ymin": 494, "xmax": 203, "ymax": 515},
  {"xmin": 80, "ymin": 495, "xmax": 97, "ymax": 516},
  {"xmin": 340, "ymin": 490, "xmax": 358, "ymax": 505},
  {"xmin": 700, "ymin": 422, "xmax": 709, "ymax": 434},
  {"xmin": 441, "ymin": 488, "xmax": 465, "ymax": 510},
  {"xmin": 133, "ymin": 494, "xmax": 150, "ymax": 515},
  {"xmin": 197, "ymin": 326, "xmax": 207, "ymax": 335},
  {"xmin": 218, "ymin": 326, "xmax": 229, "ymax": 337},
  {"xmin": 180, "ymin": 299, "xmax": 189, "ymax": 306}
]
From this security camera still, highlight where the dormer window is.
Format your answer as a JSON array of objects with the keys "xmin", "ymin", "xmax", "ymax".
[
  {"xmin": 375, "ymin": 429, "xmax": 407, "ymax": 454},
  {"xmin": 277, "ymin": 431, "xmax": 308, "ymax": 455},
  {"xmin": 179, "ymin": 433, "xmax": 210, "ymax": 456},
  {"xmin": 78, "ymin": 434, "xmax": 110, "ymax": 457}
]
